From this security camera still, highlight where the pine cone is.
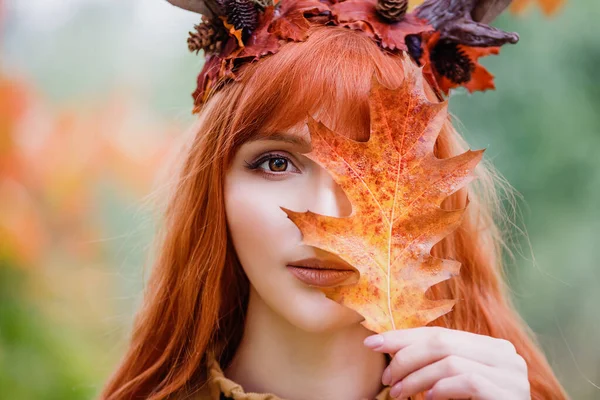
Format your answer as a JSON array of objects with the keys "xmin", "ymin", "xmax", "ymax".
[
  {"xmin": 223, "ymin": 0, "xmax": 258, "ymax": 39},
  {"xmin": 376, "ymin": 0, "xmax": 408, "ymax": 22},
  {"xmin": 188, "ymin": 17, "xmax": 228, "ymax": 56}
]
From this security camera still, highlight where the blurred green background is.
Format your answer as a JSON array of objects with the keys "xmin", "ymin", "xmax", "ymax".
[{"xmin": 0, "ymin": 0, "xmax": 598, "ymax": 398}]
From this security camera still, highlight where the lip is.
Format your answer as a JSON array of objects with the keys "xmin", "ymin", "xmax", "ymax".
[
  {"xmin": 287, "ymin": 257, "xmax": 354, "ymax": 271},
  {"xmin": 286, "ymin": 257, "xmax": 357, "ymax": 288}
]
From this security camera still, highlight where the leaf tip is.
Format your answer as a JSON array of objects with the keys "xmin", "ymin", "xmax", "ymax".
[
  {"xmin": 280, "ymin": 205, "xmax": 294, "ymax": 219},
  {"xmin": 471, "ymin": 148, "xmax": 486, "ymax": 163}
]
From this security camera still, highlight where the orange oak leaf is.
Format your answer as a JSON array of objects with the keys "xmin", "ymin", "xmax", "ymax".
[{"xmin": 282, "ymin": 55, "xmax": 484, "ymax": 333}]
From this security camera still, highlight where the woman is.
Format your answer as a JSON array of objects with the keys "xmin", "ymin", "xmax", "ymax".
[{"xmin": 101, "ymin": 4, "xmax": 569, "ymax": 400}]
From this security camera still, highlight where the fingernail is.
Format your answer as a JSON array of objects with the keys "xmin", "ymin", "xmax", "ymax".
[
  {"xmin": 382, "ymin": 366, "xmax": 392, "ymax": 385},
  {"xmin": 363, "ymin": 334, "xmax": 384, "ymax": 348},
  {"xmin": 425, "ymin": 389, "xmax": 433, "ymax": 400},
  {"xmin": 389, "ymin": 381, "xmax": 402, "ymax": 398}
]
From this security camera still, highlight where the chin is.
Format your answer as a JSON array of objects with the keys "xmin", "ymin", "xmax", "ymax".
[{"xmin": 286, "ymin": 288, "xmax": 364, "ymax": 333}]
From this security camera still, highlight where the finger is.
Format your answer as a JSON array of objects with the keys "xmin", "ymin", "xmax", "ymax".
[
  {"xmin": 383, "ymin": 333, "xmax": 524, "ymax": 385},
  {"xmin": 388, "ymin": 355, "xmax": 508, "ymax": 398},
  {"xmin": 366, "ymin": 326, "xmax": 515, "ymax": 356},
  {"xmin": 425, "ymin": 373, "xmax": 508, "ymax": 400}
]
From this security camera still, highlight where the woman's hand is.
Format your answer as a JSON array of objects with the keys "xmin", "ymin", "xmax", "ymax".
[{"xmin": 363, "ymin": 327, "xmax": 530, "ymax": 400}]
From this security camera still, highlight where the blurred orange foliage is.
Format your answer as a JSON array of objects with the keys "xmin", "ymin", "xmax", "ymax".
[
  {"xmin": 0, "ymin": 69, "xmax": 188, "ymax": 340},
  {"xmin": 510, "ymin": 0, "xmax": 566, "ymax": 15},
  {"xmin": 406, "ymin": 0, "xmax": 566, "ymax": 15},
  {"xmin": 0, "ymin": 72, "xmax": 180, "ymax": 268}
]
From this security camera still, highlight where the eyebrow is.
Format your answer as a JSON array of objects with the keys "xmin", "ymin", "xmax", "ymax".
[{"xmin": 248, "ymin": 132, "xmax": 311, "ymax": 149}]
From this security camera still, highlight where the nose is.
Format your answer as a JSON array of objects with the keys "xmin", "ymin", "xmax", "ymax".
[{"xmin": 308, "ymin": 168, "xmax": 353, "ymax": 218}]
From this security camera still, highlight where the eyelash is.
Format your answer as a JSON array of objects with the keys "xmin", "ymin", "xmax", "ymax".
[{"xmin": 244, "ymin": 152, "xmax": 300, "ymax": 177}]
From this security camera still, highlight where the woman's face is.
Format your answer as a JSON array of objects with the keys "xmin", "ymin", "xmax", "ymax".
[{"xmin": 224, "ymin": 121, "xmax": 365, "ymax": 333}]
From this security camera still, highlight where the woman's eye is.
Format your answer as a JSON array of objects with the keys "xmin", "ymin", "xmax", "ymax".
[
  {"xmin": 260, "ymin": 157, "xmax": 289, "ymax": 172},
  {"xmin": 245, "ymin": 153, "xmax": 301, "ymax": 176}
]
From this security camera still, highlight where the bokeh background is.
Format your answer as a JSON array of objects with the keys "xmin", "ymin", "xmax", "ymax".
[{"xmin": 1, "ymin": 0, "xmax": 598, "ymax": 398}]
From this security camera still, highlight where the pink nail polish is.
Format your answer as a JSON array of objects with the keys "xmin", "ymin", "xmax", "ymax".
[
  {"xmin": 389, "ymin": 381, "xmax": 402, "ymax": 398},
  {"xmin": 364, "ymin": 335, "xmax": 384, "ymax": 348},
  {"xmin": 382, "ymin": 367, "xmax": 392, "ymax": 385}
]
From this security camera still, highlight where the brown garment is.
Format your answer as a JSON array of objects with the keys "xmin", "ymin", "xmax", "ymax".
[{"xmin": 194, "ymin": 349, "xmax": 395, "ymax": 400}]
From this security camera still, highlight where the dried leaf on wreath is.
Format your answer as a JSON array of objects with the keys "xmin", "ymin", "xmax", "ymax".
[
  {"xmin": 192, "ymin": 56, "xmax": 225, "ymax": 113},
  {"xmin": 230, "ymin": 6, "xmax": 282, "ymax": 61},
  {"xmin": 220, "ymin": 16, "xmax": 245, "ymax": 48},
  {"xmin": 268, "ymin": 0, "xmax": 332, "ymax": 41},
  {"xmin": 331, "ymin": 0, "xmax": 433, "ymax": 51},
  {"xmin": 419, "ymin": 31, "xmax": 500, "ymax": 95},
  {"xmin": 283, "ymin": 55, "xmax": 484, "ymax": 333}
]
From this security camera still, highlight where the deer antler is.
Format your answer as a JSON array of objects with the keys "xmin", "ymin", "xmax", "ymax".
[
  {"xmin": 166, "ymin": 0, "xmax": 224, "ymax": 19},
  {"xmin": 472, "ymin": 0, "xmax": 512, "ymax": 24},
  {"xmin": 416, "ymin": 0, "xmax": 519, "ymax": 47}
]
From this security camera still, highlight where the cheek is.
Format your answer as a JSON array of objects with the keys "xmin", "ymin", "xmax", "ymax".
[
  {"xmin": 224, "ymin": 175, "xmax": 303, "ymax": 270},
  {"xmin": 224, "ymin": 171, "xmax": 365, "ymax": 332}
]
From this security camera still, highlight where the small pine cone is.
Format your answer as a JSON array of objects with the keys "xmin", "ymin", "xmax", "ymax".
[
  {"xmin": 376, "ymin": 0, "xmax": 408, "ymax": 22},
  {"xmin": 430, "ymin": 40, "xmax": 474, "ymax": 84},
  {"xmin": 188, "ymin": 17, "xmax": 227, "ymax": 56},
  {"xmin": 223, "ymin": 0, "xmax": 258, "ymax": 38}
]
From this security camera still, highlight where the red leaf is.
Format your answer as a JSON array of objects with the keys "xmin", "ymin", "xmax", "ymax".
[
  {"xmin": 269, "ymin": 0, "xmax": 332, "ymax": 41},
  {"xmin": 420, "ymin": 32, "xmax": 500, "ymax": 96},
  {"xmin": 236, "ymin": 6, "xmax": 282, "ymax": 60},
  {"xmin": 193, "ymin": 7, "xmax": 282, "ymax": 112},
  {"xmin": 192, "ymin": 55, "xmax": 227, "ymax": 114},
  {"xmin": 332, "ymin": 0, "xmax": 432, "ymax": 51},
  {"xmin": 453, "ymin": 45, "xmax": 499, "ymax": 93}
]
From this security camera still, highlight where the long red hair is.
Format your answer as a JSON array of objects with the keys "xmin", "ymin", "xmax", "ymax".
[{"xmin": 101, "ymin": 25, "xmax": 569, "ymax": 399}]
